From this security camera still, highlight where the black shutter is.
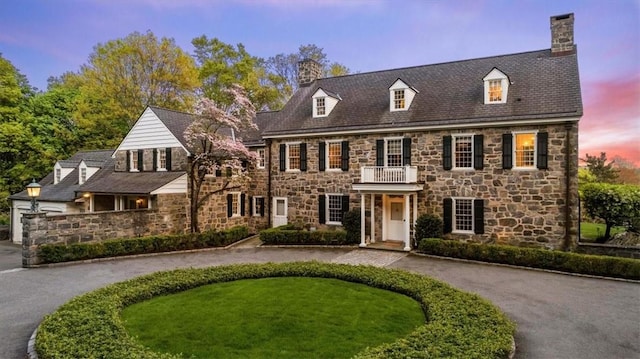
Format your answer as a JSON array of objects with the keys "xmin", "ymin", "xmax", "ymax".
[
  {"xmin": 341, "ymin": 141, "xmax": 349, "ymax": 171},
  {"xmin": 227, "ymin": 194, "xmax": 233, "ymax": 217},
  {"xmin": 126, "ymin": 151, "xmax": 131, "ymax": 171},
  {"xmin": 502, "ymin": 133, "xmax": 513, "ymax": 169},
  {"xmin": 240, "ymin": 194, "xmax": 246, "ymax": 216},
  {"xmin": 259, "ymin": 197, "xmax": 265, "ymax": 217},
  {"xmin": 537, "ymin": 132, "xmax": 548, "ymax": 170},
  {"xmin": 443, "ymin": 136, "xmax": 452, "ymax": 170},
  {"xmin": 474, "ymin": 199, "xmax": 485, "ymax": 234},
  {"xmin": 215, "ymin": 168, "xmax": 222, "ymax": 177},
  {"xmin": 341, "ymin": 195, "xmax": 350, "ymax": 221},
  {"xmin": 319, "ymin": 142, "xmax": 326, "ymax": 171},
  {"xmin": 376, "ymin": 139, "xmax": 384, "ymax": 166},
  {"xmin": 226, "ymin": 167, "xmax": 232, "ymax": 177},
  {"xmin": 137, "ymin": 150, "xmax": 144, "ymax": 171},
  {"xmin": 300, "ymin": 143, "xmax": 307, "ymax": 171},
  {"xmin": 319, "ymin": 194, "xmax": 326, "ymax": 224},
  {"xmin": 402, "ymin": 138, "xmax": 411, "ymax": 165},
  {"xmin": 279, "ymin": 144, "xmax": 286, "ymax": 171},
  {"xmin": 474, "ymin": 135, "xmax": 484, "ymax": 170},
  {"xmin": 443, "ymin": 198, "xmax": 453, "ymax": 234},
  {"xmin": 153, "ymin": 149, "xmax": 158, "ymax": 171},
  {"xmin": 166, "ymin": 148, "xmax": 172, "ymax": 170},
  {"xmin": 249, "ymin": 196, "xmax": 254, "ymax": 216}
]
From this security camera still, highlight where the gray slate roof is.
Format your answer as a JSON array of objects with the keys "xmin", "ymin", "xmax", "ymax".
[
  {"xmin": 262, "ymin": 49, "xmax": 583, "ymax": 137},
  {"xmin": 148, "ymin": 106, "xmax": 195, "ymax": 148},
  {"xmin": 243, "ymin": 111, "xmax": 278, "ymax": 147}
]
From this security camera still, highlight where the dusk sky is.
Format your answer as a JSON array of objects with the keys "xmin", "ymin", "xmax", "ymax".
[{"xmin": 1, "ymin": 0, "xmax": 638, "ymax": 165}]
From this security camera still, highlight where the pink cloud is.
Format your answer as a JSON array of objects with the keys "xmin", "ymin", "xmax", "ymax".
[{"xmin": 580, "ymin": 74, "xmax": 640, "ymax": 166}]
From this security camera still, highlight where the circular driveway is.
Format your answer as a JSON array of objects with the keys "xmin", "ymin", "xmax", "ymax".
[{"xmin": 0, "ymin": 244, "xmax": 638, "ymax": 359}]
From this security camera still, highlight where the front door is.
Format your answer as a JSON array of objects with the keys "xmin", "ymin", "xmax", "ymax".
[
  {"xmin": 385, "ymin": 195, "xmax": 405, "ymax": 241},
  {"xmin": 273, "ymin": 197, "xmax": 288, "ymax": 227}
]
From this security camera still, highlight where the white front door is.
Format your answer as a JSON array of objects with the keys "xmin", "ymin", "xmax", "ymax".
[
  {"xmin": 385, "ymin": 195, "xmax": 405, "ymax": 241},
  {"xmin": 273, "ymin": 197, "xmax": 288, "ymax": 227}
]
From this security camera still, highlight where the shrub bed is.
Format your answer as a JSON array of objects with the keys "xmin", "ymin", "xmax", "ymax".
[
  {"xmin": 36, "ymin": 262, "xmax": 515, "ymax": 359},
  {"xmin": 39, "ymin": 226, "xmax": 249, "ymax": 264},
  {"xmin": 260, "ymin": 227, "xmax": 355, "ymax": 245},
  {"xmin": 419, "ymin": 238, "xmax": 640, "ymax": 280}
]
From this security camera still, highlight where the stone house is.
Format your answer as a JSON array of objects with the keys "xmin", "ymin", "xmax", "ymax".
[{"xmin": 257, "ymin": 13, "xmax": 582, "ymax": 250}]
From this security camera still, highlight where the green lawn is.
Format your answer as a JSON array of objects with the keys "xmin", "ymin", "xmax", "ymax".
[
  {"xmin": 121, "ymin": 277, "xmax": 425, "ymax": 359},
  {"xmin": 580, "ymin": 222, "xmax": 625, "ymax": 242}
]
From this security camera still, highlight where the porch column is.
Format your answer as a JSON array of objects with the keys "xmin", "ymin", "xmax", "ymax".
[
  {"xmin": 413, "ymin": 193, "xmax": 418, "ymax": 247},
  {"xmin": 370, "ymin": 193, "xmax": 375, "ymax": 243},
  {"xmin": 403, "ymin": 194, "xmax": 411, "ymax": 251},
  {"xmin": 360, "ymin": 193, "xmax": 366, "ymax": 247}
]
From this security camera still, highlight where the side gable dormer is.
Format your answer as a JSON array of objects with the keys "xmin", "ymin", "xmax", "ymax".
[
  {"xmin": 312, "ymin": 88, "xmax": 341, "ymax": 118},
  {"xmin": 78, "ymin": 160, "xmax": 102, "ymax": 184},
  {"xmin": 483, "ymin": 68, "xmax": 509, "ymax": 104},
  {"xmin": 389, "ymin": 79, "xmax": 418, "ymax": 112},
  {"xmin": 53, "ymin": 161, "xmax": 74, "ymax": 184}
]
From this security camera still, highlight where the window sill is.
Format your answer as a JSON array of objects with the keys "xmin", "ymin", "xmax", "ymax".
[
  {"xmin": 285, "ymin": 169, "xmax": 301, "ymax": 173},
  {"xmin": 452, "ymin": 230, "xmax": 474, "ymax": 235},
  {"xmin": 326, "ymin": 221, "xmax": 343, "ymax": 226}
]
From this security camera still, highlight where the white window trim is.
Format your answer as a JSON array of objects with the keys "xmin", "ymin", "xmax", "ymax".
[
  {"xmin": 483, "ymin": 68, "xmax": 509, "ymax": 104},
  {"xmin": 326, "ymin": 193, "xmax": 344, "ymax": 225},
  {"xmin": 315, "ymin": 97, "xmax": 327, "ymax": 117},
  {"xmin": 452, "ymin": 197, "xmax": 475, "ymax": 234},
  {"xmin": 512, "ymin": 130, "xmax": 538, "ymax": 170},
  {"xmin": 129, "ymin": 150, "xmax": 139, "ymax": 172},
  {"xmin": 230, "ymin": 192, "xmax": 242, "ymax": 218},
  {"xmin": 393, "ymin": 89, "xmax": 406, "ymax": 110},
  {"xmin": 156, "ymin": 148, "xmax": 167, "ymax": 171},
  {"xmin": 79, "ymin": 167, "xmax": 87, "ymax": 184},
  {"xmin": 55, "ymin": 167, "xmax": 61, "ymax": 184},
  {"xmin": 452, "ymin": 133, "xmax": 475, "ymax": 170},
  {"xmin": 256, "ymin": 148, "xmax": 266, "ymax": 169},
  {"xmin": 325, "ymin": 140, "xmax": 343, "ymax": 171},
  {"xmin": 286, "ymin": 142, "xmax": 301, "ymax": 172},
  {"xmin": 384, "ymin": 137, "xmax": 404, "ymax": 167},
  {"xmin": 252, "ymin": 196, "xmax": 264, "ymax": 217}
]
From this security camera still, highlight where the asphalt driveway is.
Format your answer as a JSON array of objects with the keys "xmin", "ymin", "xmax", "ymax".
[{"xmin": 0, "ymin": 244, "xmax": 638, "ymax": 359}]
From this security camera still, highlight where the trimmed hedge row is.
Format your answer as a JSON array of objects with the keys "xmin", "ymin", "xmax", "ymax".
[
  {"xmin": 260, "ymin": 227, "xmax": 355, "ymax": 245},
  {"xmin": 36, "ymin": 262, "xmax": 515, "ymax": 359},
  {"xmin": 419, "ymin": 238, "xmax": 640, "ymax": 280},
  {"xmin": 38, "ymin": 226, "xmax": 249, "ymax": 264}
]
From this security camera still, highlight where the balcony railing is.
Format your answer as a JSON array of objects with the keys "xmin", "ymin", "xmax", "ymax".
[{"xmin": 360, "ymin": 166, "xmax": 418, "ymax": 184}]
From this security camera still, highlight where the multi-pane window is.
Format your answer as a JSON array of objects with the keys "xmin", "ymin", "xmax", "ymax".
[
  {"xmin": 287, "ymin": 143, "xmax": 300, "ymax": 170},
  {"xmin": 489, "ymin": 80, "xmax": 502, "ymax": 102},
  {"xmin": 130, "ymin": 150, "xmax": 138, "ymax": 171},
  {"xmin": 327, "ymin": 142, "xmax": 341, "ymax": 169},
  {"xmin": 515, "ymin": 133, "xmax": 536, "ymax": 168},
  {"xmin": 394, "ymin": 90, "xmax": 405, "ymax": 109},
  {"xmin": 158, "ymin": 149, "xmax": 167, "ymax": 170},
  {"xmin": 316, "ymin": 98, "xmax": 326, "ymax": 116},
  {"xmin": 253, "ymin": 196, "xmax": 264, "ymax": 217},
  {"xmin": 257, "ymin": 148, "xmax": 265, "ymax": 169},
  {"xmin": 386, "ymin": 139, "xmax": 402, "ymax": 166},
  {"xmin": 327, "ymin": 194, "xmax": 343, "ymax": 224},
  {"xmin": 453, "ymin": 198, "xmax": 473, "ymax": 232},
  {"xmin": 453, "ymin": 135, "xmax": 473, "ymax": 168},
  {"xmin": 80, "ymin": 168, "xmax": 87, "ymax": 183},
  {"xmin": 229, "ymin": 192, "xmax": 240, "ymax": 217},
  {"xmin": 55, "ymin": 168, "xmax": 61, "ymax": 183}
]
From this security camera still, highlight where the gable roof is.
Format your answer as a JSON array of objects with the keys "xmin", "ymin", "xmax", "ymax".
[
  {"xmin": 148, "ymin": 106, "xmax": 195, "ymax": 149},
  {"xmin": 262, "ymin": 49, "xmax": 582, "ymax": 137},
  {"xmin": 243, "ymin": 111, "xmax": 278, "ymax": 147}
]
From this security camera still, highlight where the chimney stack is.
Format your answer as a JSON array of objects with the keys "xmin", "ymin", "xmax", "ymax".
[
  {"xmin": 297, "ymin": 59, "xmax": 322, "ymax": 86},
  {"xmin": 550, "ymin": 13, "xmax": 575, "ymax": 55}
]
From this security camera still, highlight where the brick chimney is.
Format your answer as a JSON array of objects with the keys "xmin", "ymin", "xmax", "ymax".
[
  {"xmin": 297, "ymin": 59, "xmax": 322, "ymax": 86},
  {"xmin": 550, "ymin": 13, "xmax": 575, "ymax": 55}
]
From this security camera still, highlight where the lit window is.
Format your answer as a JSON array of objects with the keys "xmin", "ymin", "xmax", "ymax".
[
  {"xmin": 386, "ymin": 139, "xmax": 402, "ymax": 166},
  {"xmin": 257, "ymin": 149, "xmax": 265, "ymax": 169},
  {"xmin": 158, "ymin": 149, "xmax": 167, "ymax": 170},
  {"xmin": 515, "ymin": 133, "xmax": 536, "ymax": 168},
  {"xmin": 327, "ymin": 142, "xmax": 341, "ymax": 169},
  {"xmin": 489, "ymin": 80, "xmax": 502, "ymax": 102},
  {"xmin": 394, "ymin": 90, "xmax": 405, "ymax": 109},
  {"xmin": 287, "ymin": 143, "xmax": 300, "ymax": 170},
  {"xmin": 80, "ymin": 168, "xmax": 87, "ymax": 183},
  {"xmin": 453, "ymin": 198, "xmax": 473, "ymax": 233},
  {"xmin": 454, "ymin": 135, "xmax": 473, "ymax": 169},
  {"xmin": 327, "ymin": 194, "xmax": 343, "ymax": 224},
  {"xmin": 316, "ymin": 98, "xmax": 326, "ymax": 116}
]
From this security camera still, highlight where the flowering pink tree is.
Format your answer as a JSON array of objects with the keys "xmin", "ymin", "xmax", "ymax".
[{"xmin": 184, "ymin": 84, "xmax": 257, "ymax": 233}]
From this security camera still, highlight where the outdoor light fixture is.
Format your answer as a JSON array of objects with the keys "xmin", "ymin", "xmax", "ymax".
[{"xmin": 26, "ymin": 179, "xmax": 41, "ymax": 212}]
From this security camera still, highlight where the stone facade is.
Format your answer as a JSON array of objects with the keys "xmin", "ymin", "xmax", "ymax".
[
  {"xmin": 298, "ymin": 59, "xmax": 322, "ymax": 86},
  {"xmin": 114, "ymin": 147, "xmax": 188, "ymax": 172},
  {"xmin": 269, "ymin": 122, "xmax": 579, "ymax": 250},
  {"xmin": 551, "ymin": 13, "xmax": 575, "ymax": 54}
]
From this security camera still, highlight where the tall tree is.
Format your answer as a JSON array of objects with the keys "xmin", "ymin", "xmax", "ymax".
[
  {"xmin": 265, "ymin": 44, "xmax": 350, "ymax": 102},
  {"xmin": 66, "ymin": 31, "xmax": 200, "ymax": 148},
  {"xmin": 184, "ymin": 84, "xmax": 257, "ymax": 233},
  {"xmin": 581, "ymin": 152, "xmax": 619, "ymax": 183},
  {"xmin": 192, "ymin": 36, "xmax": 282, "ymax": 111}
]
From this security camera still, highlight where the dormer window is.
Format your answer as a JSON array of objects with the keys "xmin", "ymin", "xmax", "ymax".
[
  {"xmin": 483, "ymin": 68, "xmax": 509, "ymax": 104},
  {"xmin": 312, "ymin": 88, "xmax": 340, "ymax": 118},
  {"xmin": 80, "ymin": 168, "xmax": 87, "ymax": 183},
  {"xmin": 389, "ymin": 79, "xmax": 417, "ymax": 112},
  {"xmin": 55, "ymin": 168, "xmax": 61, "ymax": 184}
]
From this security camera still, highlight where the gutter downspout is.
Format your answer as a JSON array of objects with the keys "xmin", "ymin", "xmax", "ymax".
[
  {"xmin": 563, "ymin": 123, "xmax": 573, "ymax": 251},
  {"xmin": 267, "ymin": 139, "xmax": 272, "ymax": 228}
]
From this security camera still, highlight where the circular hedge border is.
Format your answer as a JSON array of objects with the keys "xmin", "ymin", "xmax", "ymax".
[{"xmin": 35, "ymin": 262, "xmax": 515, "ymax": 358}]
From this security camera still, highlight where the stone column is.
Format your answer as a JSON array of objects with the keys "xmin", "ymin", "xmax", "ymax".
[{"xmin": 22, "ymin": 213, "xmax": 48, "ymax": 267}]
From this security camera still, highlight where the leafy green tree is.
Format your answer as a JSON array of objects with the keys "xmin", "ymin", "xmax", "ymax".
[
  {"xmin": 581, "ymin": 152, "xmax": 618, "ymax": 184},
  {"xmin": 581, "ymin": 183, "xmax": 640, "ymax": 241}
]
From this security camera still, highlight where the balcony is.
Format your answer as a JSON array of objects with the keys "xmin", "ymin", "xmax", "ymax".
[{"xmin": 360, "ymin": 166, "xmax": 418, "ymax": 184}]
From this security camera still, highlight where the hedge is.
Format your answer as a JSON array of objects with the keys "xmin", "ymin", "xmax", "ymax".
[
  {"xmin": 260, "ymin": 227, "xmax": 356, "ymax": 245},
  {"xmin": 38, "ymin": 226, "xmax": 249, "ymax": 264},
  {"xmin": 36, "ymin": 262, "xmax": 515, "ymax": 359},
  {"xmin": 419, "ymin": 238, "xmax": 640, "ymax": 280}
]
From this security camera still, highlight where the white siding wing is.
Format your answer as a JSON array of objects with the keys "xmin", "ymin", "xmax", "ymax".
[{"xmin": 114, "ymin": 107, "xmax": 188, "ymax": 155}]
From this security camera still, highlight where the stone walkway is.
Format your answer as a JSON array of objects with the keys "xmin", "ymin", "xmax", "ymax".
[{"xmin": 331, "ymin": 249, "xmax": 407, "ymax": 267}]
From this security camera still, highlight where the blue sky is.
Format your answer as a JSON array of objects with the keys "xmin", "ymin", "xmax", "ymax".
[{"xmin": 1, "ymin": 0, "xmax": 638, "ymax": 163}]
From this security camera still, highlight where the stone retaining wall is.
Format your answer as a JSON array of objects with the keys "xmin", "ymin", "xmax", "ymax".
[{"xmin": 575, "ymin": 242, "xmax": 640, "ymax": 259}]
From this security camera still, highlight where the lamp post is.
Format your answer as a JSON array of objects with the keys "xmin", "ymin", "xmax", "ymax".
[{"xmin": 26, "ymin": 179, "xmax": 41, "ymax": 213}]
